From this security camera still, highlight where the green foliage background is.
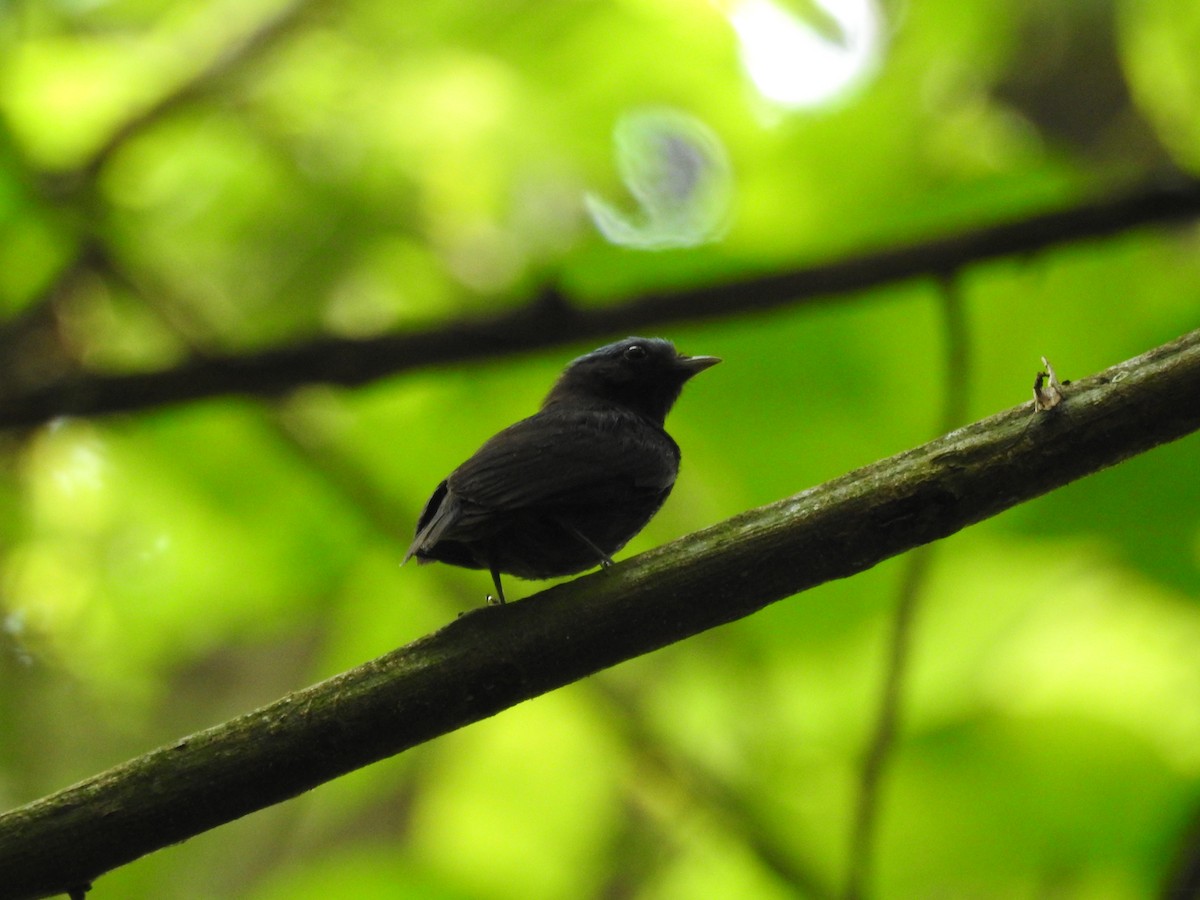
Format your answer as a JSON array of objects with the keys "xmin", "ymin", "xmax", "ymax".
[{"xmin": 1, "ymin": 0, "xmax": 1199, "ymax": 897}]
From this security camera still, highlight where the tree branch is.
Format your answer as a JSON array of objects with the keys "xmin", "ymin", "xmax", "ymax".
[
  {"xmin": 2, "ymin": 180, "xmax": 1199, "ymax": 428},
  {"xmin": 1, "ymin": 327, "xmax": 1198, "ymax": 899}
]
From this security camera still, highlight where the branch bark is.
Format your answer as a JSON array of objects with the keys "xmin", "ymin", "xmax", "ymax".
[
  {"xmin": 2, "ymin": 327, "xmax": 1199, "ymax": 899},
  {"xmin": 2, "ymin": 180, "xmax": 1199, "ymax": 428}
]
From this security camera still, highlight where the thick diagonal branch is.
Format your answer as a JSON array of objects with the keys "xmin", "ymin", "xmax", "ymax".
[
  {"xmin": 1, "ymin": 327, "xmax": 1198, "ymax": 900},
  {"xmin": 2, "ymin": 181, "xmax": 1199, "ymax": 428}
]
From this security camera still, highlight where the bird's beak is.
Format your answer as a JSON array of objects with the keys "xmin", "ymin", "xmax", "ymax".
[{"xmin": 676, "ymin": 354, "xmax": 721, "ymax": 376}]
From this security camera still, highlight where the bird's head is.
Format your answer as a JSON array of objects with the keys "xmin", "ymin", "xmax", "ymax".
[{"xmin": 542, "ymin": 337, "xmax": 720, "ymax": 424}]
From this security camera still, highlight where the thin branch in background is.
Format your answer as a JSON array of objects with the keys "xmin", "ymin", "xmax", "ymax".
[
  {"xmin": 2, "ymin": 179, "xmax": 1200, "ymax": 428},
  {"xmin": 594, "ymin": 680, "xmax": 836, "ymax": 899},
  {"xmin": 0, "ymin": 0, "xmax": 315, "ymax": 391},
  {"xmin": 843, "ymin": 276, "xmax": 972, "ymax": 900},
  {"xmin": 72, "ymin": 0, "xmax": 322, "ymax": 184},
  {"xmin": 1, "ymin": 0, "xmax": 317, "ymax": 373},
  {"xmin": 595, "ymin": 794, "xmax": 673, "ymax": 900}
]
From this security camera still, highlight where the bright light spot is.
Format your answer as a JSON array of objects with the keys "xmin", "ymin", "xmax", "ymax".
[
  {"xmin": 131, "ymin": 532, "xmax": 173, "ymax": 563},
  {"xmin": 585, "ymin": 108, "xmax": 733, "ymax": 250},
  {"xmin": 729, "ymin": 0, "xmax": 884, "ymax": 109},
  {"xmin": 3, "ymin": 611, "xmax": 34, "ymax": 667},
  {"xmin": 3, "ymin": 611, "xmax": 25, "ymax": 637},
  {"xmin": 53, "ymin": 441, "xmax": 107, "ymax": 496},
  {"xmin": 25, "ymin": 423, "xmax": 114, "ymax": 533}
]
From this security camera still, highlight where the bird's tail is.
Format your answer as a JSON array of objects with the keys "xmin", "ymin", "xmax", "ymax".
[{"xmin": 401, "ymin": 481, "xmax": 460, "ymax": 566}]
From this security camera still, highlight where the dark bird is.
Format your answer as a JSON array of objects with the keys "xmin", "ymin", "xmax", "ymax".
[{"xmin": 403, "ymin": 337, "xmax": 720, "ymax": 603}]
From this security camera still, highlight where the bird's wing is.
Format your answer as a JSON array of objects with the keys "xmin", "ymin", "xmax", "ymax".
[{"xmin": 447, "ymin": 409, "xmax": 678, "ymax": 512}]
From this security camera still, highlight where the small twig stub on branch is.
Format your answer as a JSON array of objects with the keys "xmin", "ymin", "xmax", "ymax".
[{"xmin": 1033, "ymin": 356, "xmax": 1066, "ymax": 411}]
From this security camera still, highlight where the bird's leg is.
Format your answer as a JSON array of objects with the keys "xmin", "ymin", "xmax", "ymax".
[
  {"xmin": 487, "ymin": 560, "xmax": 507, "ymax": 605},
  {"xmin": 554, "ymin": 518, "xmax": 615, "ymax": 570}
]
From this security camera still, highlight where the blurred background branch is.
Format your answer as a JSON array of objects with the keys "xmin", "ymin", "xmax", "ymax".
[{"xmin": 2, "ymin": 179, "xmax": 1199, "ymax": 428}]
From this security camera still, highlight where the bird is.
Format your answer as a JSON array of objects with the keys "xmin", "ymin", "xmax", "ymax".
[{"xmin": 403, "ymin": 336, "xmax": 720, "ymax": 603}]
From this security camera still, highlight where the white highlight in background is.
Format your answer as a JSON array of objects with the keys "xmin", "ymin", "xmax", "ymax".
[{"xmin": 729, "ymin": 0, "xmax": 884, "ymax": 109}]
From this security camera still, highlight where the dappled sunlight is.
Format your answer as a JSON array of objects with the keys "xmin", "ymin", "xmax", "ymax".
[
  {"xmin": 899, "ymin": 535, "xmax": 1200, "ymax": 777},
  {"xmin": 726, "ymin": 0, "xmax": 885, "ymax": 110},
  {"xmin": 0, "ymin": 0, "xmax": 297, "ymax": 169},
  {"xmin": 411, "ymin": 691, "xmax": 620, "ymax": 898},
  {"xmin": 1119, "ymin": 0, "xmax": 1200, "ymax": 173},
  {"xmin": 4, "ymin": 422, "xmax": 166, "ymax": 690},
  {"xmin": 983, "ymin": 563, "xmax": 1200, "ymax": 774},
  {"xmin": 23, "ymin": 421, "xmax": 113, "ymax": 534},
  {"xmin": 0, "ymin": 38, "xmax": 167, "ymax": 168}
]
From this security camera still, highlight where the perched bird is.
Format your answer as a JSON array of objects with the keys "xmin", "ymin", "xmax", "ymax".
[{"xmin": 403, "ymin": 337, "xmax": 720, "ymax": 603}]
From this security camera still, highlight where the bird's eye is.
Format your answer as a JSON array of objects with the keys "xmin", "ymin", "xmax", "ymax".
[{"xmin": 623, "ymin": 344, "xmax": 647, "ymax": 361}]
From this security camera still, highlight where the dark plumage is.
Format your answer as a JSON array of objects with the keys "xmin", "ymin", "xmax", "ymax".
[{"xmin": 403, "ymin": 337, "xmax": 720, "ymax": 603}]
